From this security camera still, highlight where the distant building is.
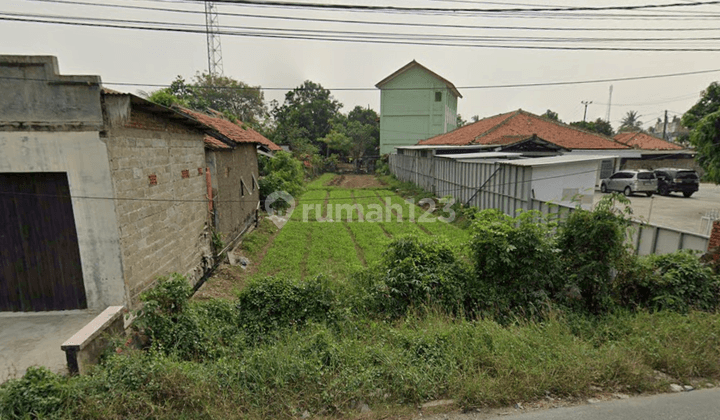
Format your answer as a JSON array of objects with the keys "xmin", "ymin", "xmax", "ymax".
[
  {"xmin": 376, "ymin": 60, "xmax": 461, "ymax": 154},
  {"xmin": 650, "ymin": 116, "xmax": 690, "ymax": 143}
]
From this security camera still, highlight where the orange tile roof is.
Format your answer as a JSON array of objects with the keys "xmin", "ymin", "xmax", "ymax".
[
  {"xmin": 204, "ymin": 135, "xmax": 231, "ymax": 150},
  {"xmin": 178, "ymin": 107, "xmax": 282, "ymax": 151},
  {"xmin": 613, "ymin": 131, "xmax": 683, "ymax": 151},
  {"xmin": 419, "ymin": 109, "xmax": 629, "ymax": 150}
]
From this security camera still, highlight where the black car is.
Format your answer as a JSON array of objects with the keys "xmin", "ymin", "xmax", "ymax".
[{"xmin": 653, "ymin": 168, "xmax": 699, "ymax": 197}]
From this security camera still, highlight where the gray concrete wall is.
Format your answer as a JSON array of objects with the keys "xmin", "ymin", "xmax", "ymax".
[
  {"xmin": 210, "ymin": 144, "xmax": 260, "ymax": 240},
  {"xmin": 0, "ymin": 56, "xmax": 102, "ymax": 127},
  {"xmin": 0, "ymin": 56, "xmax": 126, "ymax": 311},
  {"xmin": 103, "ymin": 101, "xmax": 213, "ymax": 306}
]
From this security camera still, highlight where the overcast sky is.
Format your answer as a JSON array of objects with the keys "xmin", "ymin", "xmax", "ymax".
[{"xmin": 3, "ymin": 0, "xmax": 720, "ymax": 130}]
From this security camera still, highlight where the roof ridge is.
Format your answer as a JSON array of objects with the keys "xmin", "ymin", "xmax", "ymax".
[
  {"xmin": 470, "ymin": 110, "xmax": 519, "ymax": 144},
  {"xmin": 522, "ymin": 109, "xmax": 631, "ymax": 149}
]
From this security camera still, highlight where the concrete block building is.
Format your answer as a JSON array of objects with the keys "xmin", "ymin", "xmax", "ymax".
[
  {"xmin": 376, "ymin": 60, "xmax": 462, "ymax": 154},
  {"xmin": 0, "ymin": 55, "xmax": 277, "ymax": 312}
]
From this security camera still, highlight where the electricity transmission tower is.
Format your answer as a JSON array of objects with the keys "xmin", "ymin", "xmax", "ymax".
[{"xmin": 205, "ymin": 2, "xmax": 223, "ymax": 76}]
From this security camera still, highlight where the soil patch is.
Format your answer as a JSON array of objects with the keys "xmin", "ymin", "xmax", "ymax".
[
  {"xmin": 193, "ymin": 218, "xmax": 281, "ymax": 301},
  {"xmin": 333, "ymin": 174, "xmax": 386, "ymax": 189}
]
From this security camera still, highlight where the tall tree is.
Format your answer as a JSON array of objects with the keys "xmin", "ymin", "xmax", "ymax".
[
  {"xmin": 682, "ymin": 82, "xmax": 720, "ymax": 183},
  {"xmin": 569, "ymin": 118, "xmax": 614, "ymax": 137},
  {"xmin": 148, "ymin": 73, "xmax": 267, "ymax": 126},
  {"xmin": 542, "ymin": 109, "xmax": 560, "ymax": 121},
  {"xmin": 681, "ymin": 81, "xmax": 720, "ymax": 130},
  {"xmin": 271, "ymin": 80, "xmax": 342, "ymax": 155},
  {"xmin": 619, "ymin": 110, "xmax": 642, "ymax": 132}
]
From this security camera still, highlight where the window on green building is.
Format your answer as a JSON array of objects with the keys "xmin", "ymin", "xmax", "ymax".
[{"xmin": 435, "ymin": 91, "xmax": 442, "ymax": 102}]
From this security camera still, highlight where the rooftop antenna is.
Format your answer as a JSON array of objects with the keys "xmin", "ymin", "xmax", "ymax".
[
  {"xmin": 606, "ymin": 85, "xmax": 613, "ymax": 122},
  {"xmin": 205, "ymin": 1, "xmax": 223, "ymax": 76}
]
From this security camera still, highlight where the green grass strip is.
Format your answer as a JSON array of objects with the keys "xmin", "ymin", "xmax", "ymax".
[{"xmin": 305, "ymin": 222, "xmax": 362, "ymax": 280}]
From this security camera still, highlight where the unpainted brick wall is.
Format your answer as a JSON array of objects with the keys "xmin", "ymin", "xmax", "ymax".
[
  {"xmin": 210, "ymin": 144, "xmax": 260, "ymax": 239},
  {"xmin": 104, "ymin": 108, "xmax": 213, "ymax": 306}
]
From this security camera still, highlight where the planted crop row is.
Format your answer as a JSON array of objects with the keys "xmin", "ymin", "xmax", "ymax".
[
  {"xmin": 305, "ymin": 222, "xmax": 362, "ymax": 280},
  {"xmin": 346, "ymin": 222, "xmax": 391, "ymax": 264},
  {"xmin": 327, "ymin": 189, "xmax": 359, "ymax": 222},
  {"xmin": 256, "ymin": 221, "xmax": 310, "ymax": 278},
  {"xmin": 306, "ymin": 173, "xmax": 337, "ymax": 190},
  {"xmin": 293, "ymin": 189, "xmax": 328, "ymax": 222}
]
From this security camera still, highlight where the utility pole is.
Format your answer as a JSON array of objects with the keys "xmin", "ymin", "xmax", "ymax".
[
  {"xmin": 662, "ymin": 110, "xmax": 668, "ymax": 140},
  {"xmin": 606, "ymin": 85, "xmax": 613, "ymax": 122},
  {"xmin": 205, "ymin": 1, "xmax": 223, "ymax": 76},
  {"xmin": 582, "ymin": 100, "xmax": 593, "ymax": 122}
]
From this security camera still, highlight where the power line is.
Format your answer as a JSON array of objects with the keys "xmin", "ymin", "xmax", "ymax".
[
  {"xmin": 27, "ymin": 0, "xmax": 720, "ymax": 31},
  {"xmin": 0, "ymin": 66, "xmax": 718, "ymax": 91},
  {"xmin": 25, "ymin": 0, "xmax": 720, "ymax": 20},
  {"xmin": 181, "ymin": 0, "xmax": 720, "ymax": 13},
  {"xmin": 6, "ymin": 15, "xmax": 720, "ymax": 51},
  {"xmin": 9, "ymin": 11, "xmax": 720, "ymax": 43}
]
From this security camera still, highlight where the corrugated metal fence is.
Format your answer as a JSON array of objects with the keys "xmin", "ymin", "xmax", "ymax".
[{"xmin": 389, "ymin": 153, "xmax": 710, "ymax": 255}]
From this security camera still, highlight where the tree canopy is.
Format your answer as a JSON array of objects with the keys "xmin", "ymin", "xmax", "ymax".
[
  {"xmin": 271, "ymin": 80, "xmax": 342, "ymax": 155},
  {"xmin": 682, "ymin": 82, "xmax": 720, "ymax": 183},
  {"xmin": 619, "ymin": 111, "xmax": 642, "ymax": 132},
  {"xmin": 148, "ymin": 73, "xmax": 267, "ymax": 126},
  {"xmin": 541, "ymin": 109, "xmax": 560, "ymax": 122},
  {"xmin": 569, "ymin": 118, "xmax": 614, "ymax": 137},
  {"xmin": 681, "ymin": 82, "xmax": 720, "ymax": 130}
]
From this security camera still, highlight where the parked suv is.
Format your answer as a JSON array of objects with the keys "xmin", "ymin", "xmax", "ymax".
[
  {"xmin": 653, "ymin": 168, "xmax": 699, "ymax": 197},
  {"xmin": 600, "ymin": 170, "xmax": 657, "ymax": 197}
]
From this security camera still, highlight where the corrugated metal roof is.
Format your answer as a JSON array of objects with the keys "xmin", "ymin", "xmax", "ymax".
[
  {"xmin": 500, "ymin": 154, "xmax": 618, "ymax": 167},
  {"xmin": 439, "ymin": 152, "xmax": 522, "ymax": 159}
]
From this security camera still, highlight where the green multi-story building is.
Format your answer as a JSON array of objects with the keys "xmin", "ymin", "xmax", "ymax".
[{"xmin": 376, "ymin": 60, "xmax": 462, "ymax": 154}]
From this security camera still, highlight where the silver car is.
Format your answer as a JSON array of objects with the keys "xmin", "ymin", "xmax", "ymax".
[{"xmin": 600, "ymin": 170, "xmax": 657, "ymax": 197}]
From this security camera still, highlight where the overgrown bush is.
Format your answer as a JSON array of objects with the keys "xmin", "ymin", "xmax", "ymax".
[
  {"xmin": 615, "ymin": 251, "xmax": 720, "ymax": 313},
  {"xmin": 236, "ymin": 275, "xmax": 339, "ymax": 341},
  {"xmin": 0, "ymin": 367, "xmax": 70, "ymax": 419},
  {"xmin": 133, "ymin": 274, "xmax": 241, "ymax": 360},
  {"xmin": 557, "ymin": 194, "xmax": 632, "ymax": 314},
  {"xmin": 258, "ymin": 151, "xmax": 305, "ymax": 210},
  {"xmin": 470, "ymin": 210, "xmax": 562, "ymax": 320},
  {"xmin": 355, "ymin": 235, "xmax": 471, "ymax": 319}
]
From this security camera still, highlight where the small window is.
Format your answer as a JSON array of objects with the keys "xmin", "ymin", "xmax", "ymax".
[
  {"xmin": 240, "ymin": 177, "xmax": 249, "ymax": 197},
  {"xmin": 435, "ymin": 91, "xmax": 442, "ymax": 102},
  {"xmin": 637, "ymin": 172, "xmax": 654, "ymax": 180}
]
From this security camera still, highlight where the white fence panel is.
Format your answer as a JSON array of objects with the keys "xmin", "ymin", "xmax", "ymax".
[{"xmin": 390, "ymin": 153, "xmax": 710, "ymax": 255}]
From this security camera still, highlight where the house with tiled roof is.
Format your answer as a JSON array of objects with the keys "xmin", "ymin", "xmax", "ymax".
[
  {"xmin": 612, "ymin": 131, "xmax": 697, "ymax": 172},
  {"xmin": 418, "ymin": 109, "xmax": 628, "ymax": 150},
  {"xmin": 0, "ymin": 55, "xmax": 280, "ymax": 314},
  {"xmin": 376, "ymin": 60, "xmax": 462, "ymax": 154},
  {"xmin": 614, "ymin": 131, "xmax": 683, "ymax": 151},
  {"xmin": 176, "ymin": 107, "xmax": 280, "ymax": 240}
]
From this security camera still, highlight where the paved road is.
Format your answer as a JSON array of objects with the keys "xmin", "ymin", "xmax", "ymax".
[
  {"xmin": 423, "ymin": 389, "xmax": 720, "ymax": 420},
  {"xmin": 594, "ymin": 182, "xmax": 720, "ymax": 234}
]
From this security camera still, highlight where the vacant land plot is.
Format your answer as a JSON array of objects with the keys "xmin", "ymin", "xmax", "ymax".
[{"xmin": 254, "ymin": 175, "xmax": 468, "ymax": 282}]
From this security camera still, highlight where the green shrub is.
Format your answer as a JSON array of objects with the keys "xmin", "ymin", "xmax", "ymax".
[
  {"xmin": 355, "ymin": 235, "xmax": 471, "ymax": 319},
  {"xmin": 557, "ymin": 194, "xmax": 632, "ymax": 314},
  {"xmin": 616, "ymin": 251, "xmax": 720, "ymax": 313},
  {"xmin": 236, "ymin": 275, "xmax": 339, "ymax": 341},
  {"xmin": 0, "ymin": 366, "xmax": 70, "ymax": 419},
  {"xmin": 258, "ymin": 151, "xmax": 305, "ymax": 210},
  {"xmin": 470, "ymin": 210, "xmax": 561, "ymax": 321},
  {"xmin": 133, "ymin": 274, "xmax": 242, "ymax": 360}
]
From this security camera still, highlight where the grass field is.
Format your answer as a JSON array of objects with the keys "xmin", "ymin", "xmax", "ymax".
[{"xmin": 254, "ymin": 175, "xmax": 469, "ymax": 281}]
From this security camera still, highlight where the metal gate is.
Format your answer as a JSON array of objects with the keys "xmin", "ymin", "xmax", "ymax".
[
  {"xmin": 0, "ymin": 173, "xmax": 87, "ymax": 311},
  {"xmin": 600, "ymin": 159, "xmax": 614, "ymax": 180}
]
